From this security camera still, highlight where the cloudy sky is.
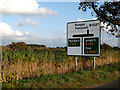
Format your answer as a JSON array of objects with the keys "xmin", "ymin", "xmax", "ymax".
[{"xmin": 0, "ymin": 0, "xmax": 118, "ymax": 47}]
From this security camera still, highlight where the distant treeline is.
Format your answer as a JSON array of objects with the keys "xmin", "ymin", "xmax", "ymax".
[
  {"xmin": 101, "ymin": 43, "xmax": 120, "ymax": 50},
  {"xmin": 2, "ymin": 42, "xmax": 66, "ymax": 51},
  {"xmin": 27, "ymin": 44, "xmax": 47, "ymax": 48},
  {"xmin": 1, "ymin": 42, "xmax": 120, "ymax": 51}
]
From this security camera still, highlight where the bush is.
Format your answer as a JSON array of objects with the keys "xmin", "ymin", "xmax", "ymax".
[
  {"xmin": 7, "ymin": 42, "xmax": 30, "ymax": 51},
  {"xmin": 101, "ymin": 43, "xmax": 113, "ymax": 50},
  {"xmin": 113, "ymin": 46, "xmax": 120, "ymax": 50}
]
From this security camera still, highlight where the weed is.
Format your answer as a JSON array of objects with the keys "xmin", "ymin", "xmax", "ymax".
[{"xmin": 40, "ymin": 70, "xmax": 45, "ymax": 77}]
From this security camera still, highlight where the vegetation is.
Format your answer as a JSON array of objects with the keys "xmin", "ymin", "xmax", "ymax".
[
  {"xmin": 78, "ymin": 1, "xmax": 120, "ymax": 36},
  {"xmin": 7, "ymin": 42, "xmax": 30, "ymax": 51},
  {"xmin": 2, "ymin": 50, "xmax": 68, "ymax": 63},
  {"xmin": 27, "ymin": 44, "xmax": 47, "ymax": 48},
  {"xmin": 1, "ymin": 42, "xmax": 119, "ymax": 85},
  {"xmin": 2, "ymin": 62, "xmax": 120, "ymax": 88},
  {"xmin": 2, "ymin": 42, "xmax": 66, "ymax": 52},
  {"xmin": 101, "ymin": 43, "xmax": 113, "ymax": 50}
]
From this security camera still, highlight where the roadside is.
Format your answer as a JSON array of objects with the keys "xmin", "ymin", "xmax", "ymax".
[
  {"xmin": 87, "ymin": 78, "xmax": 119, "ymax": 88},
  {"xmin": 2, "ymin": 62, "xmax": 120, "ymax": 88}
]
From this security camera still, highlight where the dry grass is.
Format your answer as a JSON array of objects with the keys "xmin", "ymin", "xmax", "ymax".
[{"xmin": 2, "ymin": 50, "xmax": 119, "ymax": 82}]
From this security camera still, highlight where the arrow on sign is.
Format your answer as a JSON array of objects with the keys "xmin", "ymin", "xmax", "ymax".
[{"xmin": 73, "ymin": 30, "xmax": 94, "ymax": 37}]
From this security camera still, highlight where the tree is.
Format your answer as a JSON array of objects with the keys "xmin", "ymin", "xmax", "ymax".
[
  {"xmin": 78, "ymin": 1, "xmax": 120, "ymax": 37},
  {"xmin": 7, "ymin": 42, "xmax": 30, "ymax": 51},
  {"xmin": 101, "ymin": 43, "xmax": 113, "ymax": 50}
]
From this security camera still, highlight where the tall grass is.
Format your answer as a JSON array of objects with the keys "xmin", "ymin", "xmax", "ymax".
[
  {"xmin": 2, "ymin": 49, "xmax": 119, "ymax": 82},
  {"xmin": 2, "ymin": 62, "xmax": 120, "ymax": 88}
]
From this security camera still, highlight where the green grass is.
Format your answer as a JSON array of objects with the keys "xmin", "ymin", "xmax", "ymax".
[
  {"xmin": 2, "ymin": 50, "xmax": 70, "ymax": 64},
  {"xmin": 2, "ymin": 62, "xmax": 120, "ymax": 88},
  {"xmin": 2, "ymin": 49, "xmax": 118, "ymax": 64}
]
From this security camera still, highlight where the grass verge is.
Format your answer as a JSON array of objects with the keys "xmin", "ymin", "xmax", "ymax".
[{"xmin": 2, "ymin": 62, "xmax": 120, "ymax": 88}]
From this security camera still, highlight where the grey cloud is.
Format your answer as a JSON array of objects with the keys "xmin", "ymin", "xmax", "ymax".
[
  {"xmin": 14, "ymin": 18, "xmax": 40, "ymax": 27},
  {"xmin": 14, "ymin": 22, "xmax": 24, "ymax": 27}
]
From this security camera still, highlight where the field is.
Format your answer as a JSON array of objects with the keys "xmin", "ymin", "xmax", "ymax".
[{"xmin": 1, "ymin": 42, "xmax": 119, "ymax": 88}]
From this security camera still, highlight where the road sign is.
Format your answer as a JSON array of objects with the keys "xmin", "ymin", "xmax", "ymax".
[
  {"xmin": 68, "ymin": 38, "xmax": 80, "ymax": 47},
  {"xmin": 67, "ymin": 20, "xmax": 100, "ymax": 56},
  {"xmin": 83, "ymin": 37, "xmax": 99, "ymax": 55},
  {"xmin": 118, "ymin": 27, "xmax": 120, "ymax": 48}
]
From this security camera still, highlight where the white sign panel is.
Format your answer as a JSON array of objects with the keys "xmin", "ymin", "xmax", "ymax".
[{"xmin": 67, "ymin": 20, "xmax": 100, "ymax": 56}]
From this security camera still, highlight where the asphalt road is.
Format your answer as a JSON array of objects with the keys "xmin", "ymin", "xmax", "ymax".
[
  {"xmin": 87, "ymin": 78, "xmax": 119, "ymax": 89},
  {"xmin": 96, "ymin": 79, "xmax": 119, "ymax": 88}
]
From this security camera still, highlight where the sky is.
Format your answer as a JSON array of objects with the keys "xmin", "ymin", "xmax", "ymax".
[{"xmin": 0, "ymin": 0, "xmax": 118, "ymax": 47}]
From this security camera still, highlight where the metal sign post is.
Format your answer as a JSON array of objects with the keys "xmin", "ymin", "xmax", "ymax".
[
  {"xmin": 75, "ymin": 56, "xmax": 77, "ymax": 71},
  {"xmin": 93, "ymin": 57, "xmax": 96, "ymax": 70},
  {"xmin": 67, "ymin": 20, "xmax": 100, "ymax": 71},
  {"xmin": 118, "ymin": 26, "xmax": 120, "ymax": 48}
]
